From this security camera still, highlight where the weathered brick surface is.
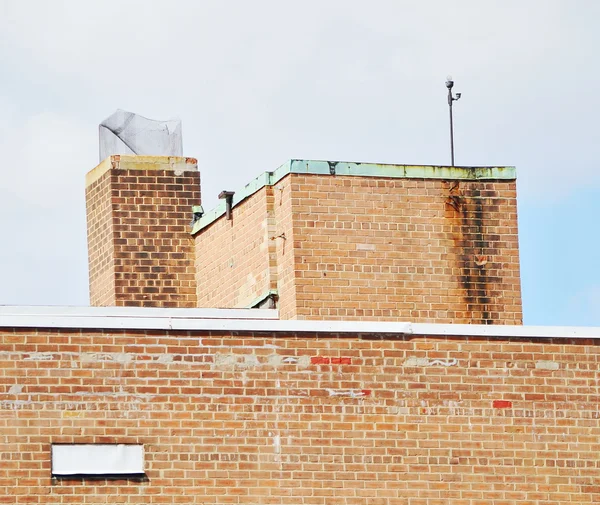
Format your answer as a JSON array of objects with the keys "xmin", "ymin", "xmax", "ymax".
[
  {"xmin": 86, "ymin": 158, "xmax": 200, "ymax": 307},
  {"xmin": 289, "ymin": 175, "xmax": 522, "ymax": 323},
  {"xmin": 272, "ymin": 179, "xmax": 298, "ymax": 319},
  {"xmin": 1, "ymin": 327, "xmax": 598, "ymax": 503},
  {"xmin": 195, "ymin": 187, "xmax": 276, "ymax": 308},
  {"xmin": 195, "ymin": 181, "xmax": 297, "ymax": 314},
  {"xmin": 86, "ymin": 170, "xmax": 116, "ymax": 306},
  {"xmin": 193, "ymin": 173, "xmax": 522, "ymax": 323}
]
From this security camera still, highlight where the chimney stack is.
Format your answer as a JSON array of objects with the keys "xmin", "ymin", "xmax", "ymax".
[{"xmin": 85, "ymin": 155, "xmax": 200, "ymax": 307}]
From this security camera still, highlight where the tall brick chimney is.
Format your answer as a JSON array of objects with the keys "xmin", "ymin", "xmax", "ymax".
[{"xmin": 85, "ymin": 155, "xmax": 200, "ymax": 307}]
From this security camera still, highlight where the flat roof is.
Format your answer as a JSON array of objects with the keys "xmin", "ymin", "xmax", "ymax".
[
  {"xmin": 191, "ymin": 159, "xmax": 516, "ymax": 234},
  {"xmin": 1, "ymin": 306, "xmax": 598, "ymax": 339}
]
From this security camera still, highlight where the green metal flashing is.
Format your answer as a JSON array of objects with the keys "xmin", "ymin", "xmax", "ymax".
[
  {"xmin": 290, "ymin": 160, "xmax": 516, "ymax": 180},
  {"xmin": 246, "ymin": 289, "xmax": 279, "ymax": 309},
  {"xmin": 196, "ymin": 171, "xmax": 273, "ymax": 229},
  {"xmin": 191, "ymin": 160, "xmax": 516, "ymax": 235}
]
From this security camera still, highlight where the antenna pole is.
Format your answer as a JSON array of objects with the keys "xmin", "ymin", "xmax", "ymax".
[
  {"xmin": 445, "ymin": 77, "xmax": 461, "ymax": 166},
  {"xmin": 448, "ymin": 89, "xmax": 455, "ymax": 166}
]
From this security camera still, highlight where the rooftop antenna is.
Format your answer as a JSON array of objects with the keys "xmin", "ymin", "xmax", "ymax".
[{"xmin": 445, "ymin": 76, "xmax": 461, "ymax": 166}]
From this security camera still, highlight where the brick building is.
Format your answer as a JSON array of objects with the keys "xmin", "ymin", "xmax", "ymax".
[
  {"xmin": 1, "ymin": 155, "xmax": 599, "ymax": 504},
  {"xmin": 86, "ymin": 156, "xmax": 521, "ymax": 323}
]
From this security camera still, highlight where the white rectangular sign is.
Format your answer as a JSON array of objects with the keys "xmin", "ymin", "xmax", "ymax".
[{"xmin": 52, "ymin": 444, "xmax": 144, "ymax": 476}]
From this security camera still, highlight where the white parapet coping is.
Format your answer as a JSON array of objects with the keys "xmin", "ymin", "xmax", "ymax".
[
  {"xmin": 0, "ymin": 305, "xmax": 278, "ymax": 330},
  {"xmin": 1, "ymin": 306, "xmax": 599, "ymax": 339}
]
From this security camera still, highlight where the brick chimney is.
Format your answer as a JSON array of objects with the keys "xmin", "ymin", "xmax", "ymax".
[{"xmin": 85, "ymin": 155, "xmax": 200, "ymax": 307}]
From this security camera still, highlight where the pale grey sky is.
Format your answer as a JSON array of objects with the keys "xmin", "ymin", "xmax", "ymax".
[{"xmin": 1, "ymin": 0, "xmax": 599, "ymax": 324}]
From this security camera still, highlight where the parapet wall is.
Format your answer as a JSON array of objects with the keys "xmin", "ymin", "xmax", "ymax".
[
  {"xmin": 192, "ymin": 161, "xmax": 522, "ymax": 322},
  {"xmin": 0, "ymin": 316, "xmax": 598, "ymax": 503},
  {"xmin": 288, "ymin": 174, "xmax": 521, "ymax": 323},
  {"xmin": 195, "ymin": 186, "xmax": 278, "ymax": 308}
]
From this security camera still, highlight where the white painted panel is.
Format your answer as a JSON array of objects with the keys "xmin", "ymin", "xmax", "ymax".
[{"xmin": 52, "ymin": 444, "xmax": 144, "ymax": 475}]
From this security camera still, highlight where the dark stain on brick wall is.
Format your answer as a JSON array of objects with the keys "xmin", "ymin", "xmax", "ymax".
[{"xmin": 447, "ymin": 182, "xmax": 500, "ymax": 324}]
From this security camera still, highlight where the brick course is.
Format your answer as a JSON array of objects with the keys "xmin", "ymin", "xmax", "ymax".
[{"xmin": 0, "ymin": 327, "xmax": 598, "ymax": 503}]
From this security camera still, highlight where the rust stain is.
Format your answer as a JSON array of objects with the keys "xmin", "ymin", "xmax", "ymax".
[
  {"xmin": 474, "ymin": 254, "xmax": 488, "ymax": 266},
  {"xmin": 445, "ymin": 181, "xmax": 463, "ymax": 212},
  {"xmin": 445, "ymin": 182, "xmax": 498, "ymax": 324}
]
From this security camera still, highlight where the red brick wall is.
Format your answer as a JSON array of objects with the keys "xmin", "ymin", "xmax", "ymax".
[
  {"xmin": 0, "ymin": 327, "xmax": 598, "ymax": 503},
  {"xmin": 272, "ymin": 179, "xmax": 298, "ymax": 319},
  {"xmin": 86, "ymin": 170, "xmax": 116, "ymax": 306},
  {"xmin": 195, "ymin": 187, "xmax": 277, "ymax": 308},
  {"xmin": 86, "ymin": 157, "xmax": 200, "ymax": 307},
  {"xmin": 287, "ymin": 175, "xmax": 522, "ymax": 323},
  {"xmin": 193, "ymin": 173, "xmax": 522, "ymax": 322}
]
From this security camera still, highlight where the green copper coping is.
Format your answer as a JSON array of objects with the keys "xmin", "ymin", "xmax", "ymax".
[{"xmin": 191, "ymin": 160, "xmax": 516, "ymax": 235}]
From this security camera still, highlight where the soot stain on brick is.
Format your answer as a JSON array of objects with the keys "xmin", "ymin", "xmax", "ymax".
[{"xmin": 446, "ymin": 182, "xmax": 497, "ymax": 324}]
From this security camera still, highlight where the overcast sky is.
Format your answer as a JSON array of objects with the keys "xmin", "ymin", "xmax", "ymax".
[{"xmin": 1, "ymin": 0, "xmax": 599, "ymax": 325}]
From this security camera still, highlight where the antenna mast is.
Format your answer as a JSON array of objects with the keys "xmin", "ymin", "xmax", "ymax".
[{"xmin": 445, "ymin": 76, "xmax": 461, "ymax": 166}]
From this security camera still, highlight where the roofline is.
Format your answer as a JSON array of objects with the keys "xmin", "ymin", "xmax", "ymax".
[
  {"xmin": 191, "ymin": 159, "xmax": 517, "ymax": 235},
  {"xmin": 86, "ymin": 155, "xmax": 198, "ymax": 188},
  {"xmin": 0, "ymin": 306, "xmax": 598, "ymax": 339}
]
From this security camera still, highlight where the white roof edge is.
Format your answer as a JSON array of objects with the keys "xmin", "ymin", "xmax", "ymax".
[
  {"xmin": 0, "ymin": 305, "xmax": 278, "ymax": 320},
  {"xmin": 0, "ymin": 306, "xmax": 599, "ymax": 339},
  {"xmin": 409, "ymin": 323, "xmax": 600, "ymax": 339}
]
